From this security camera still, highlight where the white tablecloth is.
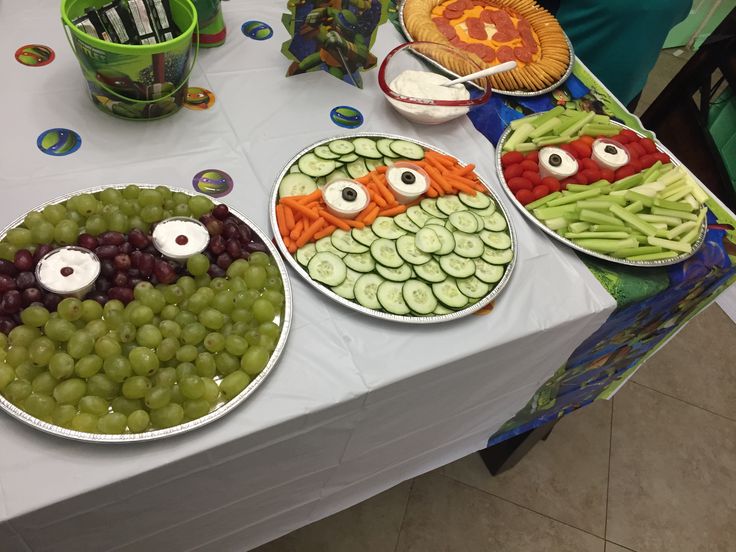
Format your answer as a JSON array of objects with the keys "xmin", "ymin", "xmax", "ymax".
[{"xmin": 0, "ymin": 2, "xmax": 616, "ymax": 550}]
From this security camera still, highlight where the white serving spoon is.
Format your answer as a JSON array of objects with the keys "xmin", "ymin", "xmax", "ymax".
[{"xmin": 440, "ymin": 60, "xmax": 518, "ymax": 87}]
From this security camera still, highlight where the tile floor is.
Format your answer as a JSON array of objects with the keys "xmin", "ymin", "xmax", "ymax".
[{"xmin": 256, "ymin": 303, "xmax": 736, "ymax": 551}]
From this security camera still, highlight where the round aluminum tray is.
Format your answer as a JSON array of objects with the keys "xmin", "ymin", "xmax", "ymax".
[
  {"xmin": 398, "ymin": 1, "xmax": 575, "ymax": 97},
  {"xmin": 270, "ymin": 133, "xmax": 517, "ymax": 324},
  {"xmin": 0, "ymin": 185, "xmax": 293, "ymax": 443},
  {"xmin": 495, "ymin": 120, "xmax": 706, "ymax": 266}
]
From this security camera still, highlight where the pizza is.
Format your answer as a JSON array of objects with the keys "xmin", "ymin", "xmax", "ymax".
[{"xmin": 403, "ymin": 0, "xmax": 571, "ymax": 92}]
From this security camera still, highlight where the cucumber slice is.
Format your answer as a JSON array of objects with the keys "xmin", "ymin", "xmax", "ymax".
[
  {"xmin": 483, "ymin": 212, "xmax": 508, "ymax": 231},
  {"xmin": 433, "ymin": 304, "xmax": 453, "ymax": 315},
  {"xmin": 346, "ymin": 158, "xmax": 369, "ymax": 179},
  {"xmin": 339, "ymin": 153, "xmax": 359, "ymax": 163},
  {"xmin": 376, "ymin": 262, "xmax": 412, "ymax": 282},
  {"xmin": 482, "ymin": 247, "xmax": 513, "ymax": 265},
  {"xmin": 396, "ymin": 235, "xmax": 432, "ymax": 265},
  {"xmin": 365, "ymin": 158, "xmax": 384, "ymax": 172},
  {"xmin": 432, "ymin": 278, "xmax": 468, "ymax": 309},
  {"xmin": 394, "ymin": 213, "xmax": 421, "ymax": 233},
  {"xmin": 326, "ymin": 170, "xmax": 350, "ymax": 184},
  {"xmin": 470, "ymin": 212, "xmax": 486, "ymax": 231},
  {"xmin": 448, "ymin": 211, "xmax": 479, "ymax": 233},
  {"xmin": 352, "ymin": 138, "xmax": 383, "ymax": 159},
  {"xmin": 344, "ymin": 252, "xmax": 376, "ymax": 273},
  {"xmin": 372, "ymin": 217, "xmax": 407, "ymax": 239},
  {"xmin": 308, "ymin": 252, "xmax": 347, "ymax": 286},
  {"xmin": 431, "ymin": 226, "xmax": 456, "ymax": 255},
  {"xmin": 352, "ymin": 226, "xmax": 379, "ymax": 246},
  {"xmin": 415, "ymin": 227, "xmax": 441, "ymax": 253},
  {"xmin": 384, "ymin": 157, "xmax": 396, "ymax": 166},
  {"xmin": 295, "ymin": 243, "xmax": 317, "ymax": 266},
  {"xmin": 436, "ymin": 195, "xmax": 468, "ymax": 215},
  {"xmin": 331, "ymin": 268, "xmax": 361, "ymax": 300},
  {"xmin": 474, "ymin": 259, "xmax": 504, "ymax": 284},
  {"xmin": 458, "ymin": 191, "xmax": 491, "ymax": 209},
  {"xmin": 445, "ymin": 221, "xmax": 457, "ymax": 232},
  {"xmin": 480, "ymin": 230, "xmax": 511, "ymax": 250},
  {"xmin": 377, "ymin": 281, "xmax": 410, "ymax": 315},
  {"xmin": 389, "ymin": 140, "xmax": 425, "ymax": 160},
  {"xmin": 354, "ymin": 273, "xmax": 384, "ymax": 309},
  {"xmin": 331, "ymin": 229, "xmax": 369, "ymax": 253},
  {"xmin": 316, "ymin": 176, "xmax": 326, "ymax": 187},
  {"xmin": 439, "ymin": 253, "xmax": 475, "ymax": 278},
  {"xmin": 420, "ymin": 198, "xmax": 448, "ymax": 218},
  {"xmin": 457, "ymin": 276, "xmax": 490, "ymax": 299},
  {"xmin": 413, "ymin": 259, "xmax": 446, "ymax": 283},
  {"xmin": 377, "ymin": 138, "xmax": 399, "ymax": 158},
  {"xmin": 314, "ymin": 145, "xmax": 340, "ymax": 160},
  {"xmin": 315, "ymin": 236, "xmax": 346, "ymax": 257},
  {"xmin": 289, "ymin": 165, "xmax": 301, "ymax": 174},
  {"xmin": 406, "ymin": 205, "xmax": 431, "ymax": 228},
  {"xmin": 402, "ymin": 279, "xmax": 438, "ymax": 314},
  {"xmin": 298, "ymin": 153, "xmax": 335, "ymax": 177},
  {"xmin": 370, "ymin": 238, "xmax": 403, "ymax": 268},
  {"xmin": 453, "ymin": 232, "xmax": 485, "ymax": 258},
  {"xmin": 425, "ymin": 218, "xmax": 446, "ymax": 226},
  {"xmin": 328, "ymin": 139, "xmax": 355, "ymax": 155},
  {"xmin": 472, "ymin": 202, "xmax": 497, "ymax": 216},
  {"xmin": 279, "ymin": 173, "xmax": 318, "ymax": 198}
]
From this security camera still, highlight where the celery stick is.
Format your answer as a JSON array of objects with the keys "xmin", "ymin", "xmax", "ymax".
[
  {"xmin": 609, "ymin": 204, "xmax": 658, "ymax": 236},
  {"xmin": 515, "ymin": 142, "xmax": 539, "ymax": 153},
  {"xmin": 658, "ymin": 163, "xmax": 674, "ymax": 174},
  {"xmin": 624, "ymin": 191, "xmax": 654, "ymax": 207},
  {"xmin": 529, "ymin": 117, "xmax": 562, "ymax": 138},
  {"xmin": 531, "ymin": 106, "xmax": 564, "ymax": 128},
  {"xmin": 659, "ymin": 181, "xmax": 688, "ymax": 199},
  {"xmin": 565, "ymin": 183, "xmax": 593, "ymax": 192},
  {"xmin": 688, "ymin": 176, "xmax": 709, "ymax": 203},
  {"xmin": 663, "ymin": 185, "xmax": 693, "ymax": 202},
  {"xmin": 510, "ymin": 114, "xmax": 540, "ymax": 130},
  {"xmin": 647, "ymin": 236, "xmax": 692, "ymax": 253},
  {"xmin": 503, "ymin": 123, "xmax": 535, "ymax": 151},
  {"xmin": 633, "ymin": 234, "xmax": 648, "ymax": 243},
  {"xmin": 638, "ymin": 213, "xmax": 682, "ymax": 226},
  {"xmin": 682, "ymin": 194, "xmax": 700, "ymax": 211},
  {"xmin": 627, "ymin": 186, "xmax": 658, "ymax": 198},
  {"xmin": 653, "ymin": 198, "xmax": 694, "ymax": 212},
  {"xmin": 592, "ymin": 114, "xmax": 611, "ymax": 125},
  {"xmin": 532, "ymin": 136, "xmax": 570, "ymax": 146},
  {"xmin": 614, "ymin": 245, "xmax": 662, "ymax": 257},
  {"xmin": 659, "ymin": 166, "xmax": 685, "ymax": 185},
  {"xmin": 547, "ymin": 188, "xmax": 602, "ymax": 206},
  {"xmin": 643, "ymin": 169, "xmax": 662, "ymax": 184},
  {"xmin": 695, "ymin": 207, "xmax": 707, "ymax": 226},
  {"xmin": 533, "ymin": 204, "xmax": 578, "ymax": 220},
  {"xmin": 568, "ymin": 222, "xmax": 591, "ymax": 233},
  {"xmin": 580, "ymin": 209, "xmax": 624, "ymax": 226},
  {"xmin": 651, "ymin": 207, "xmax": 697, "ymax": 221},
  {"xmin": 627, "ymin": 251, "xmax": 679, "ymax": 261},
  {"xmin": 666, "ymin": 221, "xmax": 696, "ymax": 240},
  {"xmin": 580, "ymin": 124, "xmax": 619, "ymax": 137},
  {"xmin": 560, "ymin": 112, "xmax": 595, "ymax": 138},
  {"xmin": 556, "ymin": 110, "xmax": 587, "ymax": 133},
  {"xmin": 590, "ymin": 180, "xmax": 613, "ymax": 189},
  {"xmin": 593, "ymin": 224, "xmax": 628, "ymax": 232},
  {"xmin": 611, "ymin": 173, "xmax": 643, "ymax": 191},
  {"xmin": 639, "ymin": 161, "xmax": 662, "ymax": 183},
  {"xmin": 652, "ymin": 223, "xmax": 669, "ymax": 232},
  {"xmin": 524, "ymin": 191, "xmax": 562, "ymax": 211},
  {"xmin": 545, "ymin": 217, "xmax": 569, "ymax": 230},
  {"xmin": 573, "ymin": 238, "xmax": 638, "ymax": 252},
  {"xmin": 565, "ymin": 231, "xmax": 631, "ymax": 239},
  {"xmin": 624, "ymin": 201, "xmax": 644, "ymax": 213},
  {"xmin": 577, "ymin": 200, "xmax": 625, "ymax": 210},
  {"xmin": 681, "ymin": 226, "xmax": 700, "ymax": 245}
]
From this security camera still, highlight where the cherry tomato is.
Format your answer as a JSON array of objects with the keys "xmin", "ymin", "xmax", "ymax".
[
  {"xmin": 639, "ymin": 137, "xmax": 657, "ymax": 154},
  {"xmin": 522, "ymin": 171, "xmax": 542, "ymax": 187},
  {"xmin": 501, "ymin": 151, "xmax": 524, "ymax": 167},
  {"xmin": 580, "ymin": 158, "xmax": 598, "ymax": 171},
  {"xmin": 581, "ymin": 168, "xmax": 602, "ymax": 183},
  {"xmin": 519, "ymin": 159, "xmax": 539, "ymax": 172},
  {"xmin": 524, "ymin": 151, "xmax": 539, "ymax": 163},
  {"xmin": 507, "ymin": 177, "xmax": 533, "ymax": 192},
  {"xmin": 656, "ymin": 152, "xmax": 671, "ymax": 164},
  {"xmin": 578, "ymin": 135, "xmax": 595, "ymax": 145},
  {"xmin": 620, "ymin": 129, "xmax": 638, "ymax": 140},
  {"xmin": 639, "ymin": 154, "xmax": 658, "ymax": 169},
  {"xmin": 571, "ymin": 172, "xmax": 589, "ymax": 185},
  {"xmin": 515, "ymin": 189, "xmax": 535, "ymax": 205},
  {"xmin": 628, "ymin": 142, "xmax": 646, "ymax": 157},
  {"xmin": 559, "ymin": 143, "xmax": 578, "ymax": 158},
  {"xmin": 599, "ymin": 168, "xmax": 616, "ymax": 182},
  {"xmin": 503, "ymin": 164, "xmax": 524, "ymax": 180},
  {"xmin": 560, "ymin": 177, "xmax": 578, "ymax": 189},
  {"xmin": 570, "ymin": 140, "xmax": 592, "ymax": 159},
  {"xmin": 541, "ymin": 176, "xmax": 560, "ymax": 192},
  {"xmin": 614, "ymin": 165, "xmax": 637, "ymax": 180},
  {"xmin": 532, "ymin": 185, "xmax": 550, "ymax": 200}
]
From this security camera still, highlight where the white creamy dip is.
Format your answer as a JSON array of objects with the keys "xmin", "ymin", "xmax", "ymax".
[
  {"xmin": 36, "ymin": 246, "xmax": 101, "ymax": 296},
  {"xmin": 388, "ymin": 70, "xmax": 470, "ymax": 125},
  {"xmin": 323, "ymin": 180, "xmax": 370, "ymax": 219},
  {"xmin": 152, "ymin": 217, "xmax": 209, "ymax": 260},
  {"xmin": 591, "ymin": 139, "xmax": 629, "ymax": 170},
  {"xmin": 539, "ymin": 146, "xmax": 579, "ymax": 179},
  {"xmin": 386, "ymin": 164, "xmax": 429, "ymax": 204}
]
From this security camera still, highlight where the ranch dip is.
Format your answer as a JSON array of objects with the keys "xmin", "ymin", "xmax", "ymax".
[{"xmin": 388, "ymin": 70, "xmax": 470, "ymax": 124}]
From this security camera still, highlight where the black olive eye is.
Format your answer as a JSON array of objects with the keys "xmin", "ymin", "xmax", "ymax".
[
  {"xmin": 342, "ymin": 187, "xmax": 358, "ymax": 202},
  {"xmin": 549, "ymin": 153, "xmax": 562, "ymax": 167},
  {"xmin": 604, "ymin": 145, "xmax": 618, "ymax": 155},
  {"xmin": 400, "ymin": 171, "xmax": 416, "ymax": 185}
]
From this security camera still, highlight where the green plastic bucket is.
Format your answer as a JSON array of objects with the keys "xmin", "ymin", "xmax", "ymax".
[
  {"xmin": 192, "ymin": 0, "xmax": 226, "ymax": 48},
  {"xmin": 61, "ymin": 0, "xmax": 198, "ymax": 120}
]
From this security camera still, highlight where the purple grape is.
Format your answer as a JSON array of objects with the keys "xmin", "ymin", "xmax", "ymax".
[
  {"xmin": 16, "ymin": 272, "xmax": 36, "ymax": 290},
  {"xmin": 154, "ymin": 260, "xmax": 177, "ymax": 284},
  {"xmin": 138, "ymin": 253, "xmax": 155, "ymax": 276},
  {"xmin": 87, "ymin": 293, "xmax": 107, "ymax": 305},
  {"xmin": 100, "ymin": 260, "xmax": 115, "ymax": 279},
  {"xmin": 208, "ymin": 265, "xmax": 225, "ymax": 278},
  {"xmin": 212, "ymin": 204, "xmax": 229, "ymax": 220},
  {"xmin": 209, "ymin": 235, "xmax": 226, "ymax": 256},
  {"xmin": 223, "ymin": 223, "xmax": 239, "ymax": 240},
  {"xmin": 112, "ymin": 272, "xmax": 130, "ymax": 288},
  {"xmin": 32, "ymin": 244, "xmax": 53, "ymax": 266},
  {"xmin": 0, "ymin": 275, "xmax": 17, "ymax": 293},
  {"xmin": 113, "ymin": 254, "xmax": 131, "ymax": 272},
  {"xmin": 1, "ymin": 290, "xmax": 22, "ymax": 314},
  {"xmin": 129, "ymin": 277, "xmax": 143, "ymax": 288},
  {"xmin": 246, "ymin": 242, "xmax": 269, "ymax": 254},
  {"xmin": 95, "ymin": 245, "xmax": 120, "ymax": 260},
  {"xmin": 43, "ymin": 293, "xmax": 62, "ymax": 311},
  {"xmin": 21, "ymin": 288, "xmax": 43, "ymax": 306},
  {"xmin": 119, "ymin": 242, "xmax": 133, "ymax": 255},
  {"xmin": 0, "ymin": 260, "xmax": 17, "ymax": 277},
  {"xmin": 98, "ymin": 231, "xmax": 125, "ymax": 246},
  {"xmin": 14, "ymin": 250, "xmax": 33, "ymax": 272},
  {"xmin": 237, "ymin": 225, "xmax": 252, "ymax": 244},
  {"xmin": 108, "ymin": 287, "xmax": 133, "ymax": 304},
  {"xmin": 95, "ymin": 278, "xmax": 112, "ymax": 293},
  {"xmin": 216, "ymin": 253, "xmax": 233, "ymax": 270},
  {"xmin": 0, "ymin": 316, "xmax": 16, "ymax": 335},
  {"xmin": 128, "ymin": 229, "xmax": 150, "ymax": 249},
  {"xmin": 77, "ymin": 233, "xmax": 98, "ymax": 250},
  {"xmin": 225, "ymin": 239, "xmax": 242, "ymax": 259}
]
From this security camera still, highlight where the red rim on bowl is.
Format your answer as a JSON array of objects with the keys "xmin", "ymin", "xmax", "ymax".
[{"xmin": 378, "ymin": 42, "xmax": 492, "ymax": 108}]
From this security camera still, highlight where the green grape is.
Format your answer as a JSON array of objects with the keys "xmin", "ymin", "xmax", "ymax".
[
  {"xmin": 74, "ymin": 193, "xmax": 99, "ymax": 217},
  {"xmin": 259, "ymin": 322, "xmax": 281, "ymax": 339},
  {"xmin": 144, "ymin": 385, "xmax": 171, "ymax": 409},
  {"xmin": 49, "ymin": 352, "xmax": 75, "ymax": 380},
  {"xmin": 86, "ymin": 373, "xmax": 120, "ymax": 400},
  {"xmin": 176, "ymin": 362, "xmax": 196, "ymax": 380},
  {"xmin": 129, "ymin": 347, "xmax": 159, "ymax": 376},
  {"xmin": 155, "ymin": 185, "xmax": 172, "ymax": 200},
  {"xmin": 67, "ymin": 211, "xmax": 83, "ymax": 225},
  {"xmin": 103, "ymin": 356, "xmax": 132, "ymax": 382},
  {"xmin": 150, "ymin": 403, "xmax": 185, "ymax": 428},
  {"xmin": 128, "ymin": 216, "xmax": 148, "ymax": 232},
  {"xmin": 203, "ymin": 332, "xmax": 225, "ymax": 353},
  {"xmin": 5, "ymin": 228, "xmax": 33, "ymax": 247},
  {"xmin": 177, "ymin": 276, "xmax": 197, "ymax": 297},
  {"xmin": 183, "ymin": 398, "xmax": 210, "ymax": 420},
  {"xmin": 24, "ymin": 211, "xmax": 44, "ymax": 228},
  {"xmin": 139, "ymin": 289, "xmax": 166, "ymax": 313},
  {"xmin": 196, "ymin": 287, "xmax": 215, "ymax": 304},
  {"xmin": 241, "ymin": 346, "xmax": 270, "ymax": 376},
  {"xmin": 138, "ymin": 189, "xmax": 164, "ymax": 207},
  {"xmin": 25, "ymin": 393, "xmax": 56, "ymax": 419},
  {"xmin": 179, "ymin": 375, "xmax": 204, "ymax": 400},
  {"xmin": 115, "ymin": 322, "xmax": 136, "ymax": 344},
  {"xmin": 175, "ymin": 311, "xmax": 197, "ymax": 328},
  {"xmin": 252, "ymin": 299, "xmax": 276, "ymax": 324},
  {"xmin": 58, "ymin": 298, "xmax": 83, "ymax": 321},
  {"xmin": 71, "ymin": 412, "xmax": 98, "ymax": 433},
  {"xmin": 68, "ymin": 331, "xmax": 95, "ymax": 359},
  {"xmin": 0, "ymin": 242, "xmax": 17, "ymax": 261},
  {"xmin": 215, "ymin": 352, "xmax": 239, "ymax": 376},
  {"xmin": 188, "ymin": 195, "xmax": 213, "ymax": 217},
  {"xmin": 159, "ymin": 320, "xmax": 181, "ymax": 339},
  {"xmin": 78, "ymin": 395, "xmax": 109, "ymax": 416},
  {"xmin": 202, "ymin": 378, "xmax": 220, "ymax": 404},
  {"xmin": 225, "ymin": 335, "xmax": 249, "ymax": 356},
  {"xmin": 94, "ymin": 336, "xmax": 121, "ymax": 359},
  {"xmin": 43, "ymin": 318, "xmax": 74, "ymax": 343},
  {"xmin": 228, "ymin": 278, "xmax": 246, "ymax": 293},
  {"xmin": 31, "ymin": 372, "xmax": 58, "ymax": 395},
  {"xmin": 185, "ymin": 294, "xmax": 208, "ymax": 315},
  {"xmin": 162, "ymin": 285, "xmax": 185, "ymax": 305},
  {"xmin": 235, "ymin": 289, "xmax": 260, "ymax": 310},
  {"xmin": 199, "ymin": 308, "xmax": 224, "ymax": 330},
  {"xmin": 220, "ymin": 371, "xmax": 250, "ymax": 400},
  {"xmin": 103, "ymin": 299, "xmax": 125, "ymax": 317},
  {"xmin": 263, "ymin": 290, "xmax": 285, "ymax": 309},
  {"xmin": 81, "ymin": 300, "xmax": 104, "ymax": 322},
  {"xmin": 172, "ymin": 191, "xmax": 190, "ymax": 205},
  {"xmin": 259, "ymin": 335, "xmax": 276, "ymax": 352},
  {"xmin": 156, "ymin": 337, "xmax": 179, "ymax": 362},
  {"xmin": 122, "ymin": 184, "xmax": 140, "ymax": 199},
  {"xmin": 212, "ymin": 291, "xmax": 236, "ymax": 314},
  {"xmin": 29, "ymin": 337, "xmax": 55, "ymax": 367},
  {"xmin": 85, "ymin": 319, "xmax": 108, "ymax": 339},
  {"xmin": 230, "ymin": 308, "xmax": 253, "ymax": 324},
  {"xmin": 86, "ymin": 214, "xmax": 107, "ymax": 235},
  {"xmin": 128, "ymin": 305, "xmax": 154, "ymax": 327},
  {"xmin": 136, "ymin": 324, "xmax": 162, "ymax": 348},
  {"xmin": 52, "ymin": 404, "xmax": 77, "ymax": 427},
  {"xmin": 220, "ymin": 323, "xmax": 233, "ymax": 336},
  {"xmin": 121, "ymin": 375, "xmax": 151, "ymax": 399},
  {"xmin": 4, "ymin": 380, "xmax": 32, "ymax": 403},
  {"xmin": 119, "ymin": 199, "xmax": 137, "ymax": 216},
  {"xmin": 6, "ymin": 346, "xmax": 28, "ymax": 368},
  {"xmin": 195, "ymin": 352, "xmax": 216, "ymax": 378},
  {"xmin": 210, "ymin": 278, "xmax": 229, "ymax": 292},
  {"xmin": 160, "ymin": 305, "xmax": 179, "ymax": 321},
  {"xmin": 175, "ymin": 344, "xmax": 198, "ymax": 363},
  {"xmin": 9, "ymin": 325, "xmax": 41, "ymax": 347},
  {"xmin": 186, "ymin": 254, "xmax": 210, "ymax": 276},
  {"xmin": 227, "ymin": 259, "xmax": 250, "ymax": 278},
  {"xmin": 53, "ymin": 378, "xmax": 87, "ymax": 405},
  {"xmin": 53, "ymin": 220, "xmax": 79, "ymax": 245},
  {"xmin": 42, "ymin": 203, "xmax": 67, "ymax": 224},
  {"xmin": 249, "ymin": 252, "xmax": 270, "ymax": 266},
  {"xmin": 181, "ymin": 323, "xmax": 207, "ymax": 345},
  {"xmin": 16, "ymin": 361, "xmax": 45, "ymax": 382},
  {"xmin": 30, "ymin": 221, "xmax": 55, "ymax": 243},
  {"xmin": 193, "ymin": 274, "xmax": 212, "ymax": 289},
  {"xmin": 0, "ymin": 363, "xmax": 14, "ymax": 391},
  {"xmin": 111, "ymin": 397, "xmax": 143, "ymax": 416},
  {"xmin": 127, "ymin": 409, "xmax": 150, "ymax": 433},
  {"xmin": 0, "ymin": 332, "xmax": 6, "ymax": 349},
  {"xmin": 244, "ymin": 329, "xmax": 261, "ymax": 347},
  {"xmin": 107, "ymin": 212, "xmax": 129, "ymax": 233},
  {"xmin": 172, "ymin": 203, "xmax": 190, "ymax": 217},
  {"xmin": 98, "ymin": 412, "xmax": 127, "ymax": 434},
  {"xmin": 153, "ymin": 366, "xmax": 177, "ymax": 388},
  {"xmin": 99, "ymin": 187, "xmax": 123, "ymax": 205},
  {"xmin": 141, "ymin": 205, "xmax": 163, "ymax": 223}
]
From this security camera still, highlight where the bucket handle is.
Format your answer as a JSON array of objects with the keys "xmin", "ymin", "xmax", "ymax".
[{"xmin": 62, "ymin": 20, "xmax": 200, "ymax": 105}]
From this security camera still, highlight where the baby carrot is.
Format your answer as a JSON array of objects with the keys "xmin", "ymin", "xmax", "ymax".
[
  {"xmin": 313, "ymin": 224, "xmax": 337, "ymax": 240},
  {"xmin": 289, "ymin": 219, "xmax": 304, "ymax": 241},
  {"xmin": 371, "ymin": 190, "xmax": 388, "ymax": 208},
  {"xmin": 281, "ymin": 198, "xmax": 320, "ymax": 220},
  {"xmin": 283, "ymin": 205, "xmax": 296, "ymax": 230},
  {"xmin": 425, "ymin": 150, "xmax": 457, "ymax": 167},
  {"xmin": 454, "ymin": 163, "xmax": 476, "ymax": 176},
  {"xmin": 378, "ymin": 204, "xmax": 408, "ymax": 217},
  {"xmin": 424, "ymin": 165, "xmax": 453, "ymax": 193},
  {"xmin": 275, "ymin": 205, "xmax": 289, "ymax": 237},
  {"xmin": 429, "ymin": 181, "xmax": 445, "ymax": 196},
  {"xmin": 356, "ymin": 174, "xmax": 372, "ymax": 184},
  {"xmin": 445, "ymin": 174, "xmax": 477, "ymax": 196},
  {"xmin": 318, "ymin": 210, "xmax": 351, "ymax": 231},
  {"xmin": 376, "ymin": 166, "xmax": 388, "ymax": 173},
  {"xmin": 344, "ymin": 218, "xmax": 365, "ymax": 228},
  {"xmin": 424, "ymin": 155, "xmax": 449, "ymax": 173},
  {"xmin": 371, "ymin": 173, "xmax": 398, "ymax": 205},
  {"xmin": 356, "ymin": 202, "xmax": 377, "ymax": 221},
  {"xmin": 363, "ymin": 205, "xmax": 381, "ymax": 225},
  {"xmin": 296, "ymin": 218, "xmax": 326, "ymax": 248},
  {"xmin": 297, "ymin": 189, "xmax": 322, "ymax": 204},
  {"xmin": 426, "ymin": 186, "xmax": 438, "ymax": 198}
]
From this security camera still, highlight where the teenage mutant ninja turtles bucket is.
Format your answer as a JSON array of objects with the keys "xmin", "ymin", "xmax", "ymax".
[
  {"xmin": 61, "ymin": 0, "xmax": 198, "ymax": 121},
  {"xmin": 191, "ymin": 0, "xmax": 225, "ymax": 47}
]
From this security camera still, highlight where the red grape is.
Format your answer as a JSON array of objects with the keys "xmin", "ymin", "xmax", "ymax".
[
  {"xmin": 100, "ymin": 260, "xmax": 116, "ymax": 279},
  {"xmin": 1, "ymin": 290, "xmax": 22, "ymax": 314},
  {"xmin": 119, "ymin": 242, "xmax": 133, "ymax": 255},
  {"xmin": 225, "ymin": 239, "xmax": 242, "ymax": 259},
  {"xmin": 209, "ymin": 235, "xmax": 226, "ymax": 256},
  {"xmin": 128, "ymin": 229, "xmax": 150, "ymax": 249},
  {"xmin": 0, "ymin": 317, "xmax": 17, "ymax": 334},
  {"xmin": 43, "ymin": 293, "xmax": 62, "ymax": 310},
  {"xmin": 14, "ymin": 250, "xmax": 33, "ymax": 272},
  {"xmin": 216, "ymin": 253, "xmax": 233, "ymax": 270},
  {"xmin": 113, "ymin": 254, "xmax": 131, "ymax": 272},
  {"xmin": 138, "ymin": 253, "xmax": 155, "ymax": 276},
  {"xmin": 154, "ymin": 260, "xmax": 177, "ymax": 284},
  {"xmin": 21, "ymin": 288, "xmax": 42, "ymax": 307},
  {"xmin": 208, "ymin": 265, "xmax": 225, "ymax": 278},
  {"xmin": 77, "ymin": 233, "xmax": 98, "ymax": 250},
  {"xmin": 32, "ymin": 244, "xmax": 53, "ymax": 265},
  {"xmin": 16, "ymin": 272, "xmax": 36, "ymax": 290},
  {"xmin": 237, "ymin": 226, "xmax": 252, "ymax": 244},
  {"xmin": 95, "ymin": 245, "xmax": 120, "ymax": 260},
  {"xmin": 0, "ymin": 260, "xmax": 18, "ymax": 277},
  {"xmin": 0, "ymin": 275, "xmax": 17, "ymax": 293},
  {"xmin": 223, "ymin": 223, "xmax": 239, "ymax": 240},
  {"xmin": 212, "ymin": 204, "xmax": 229, "ymax": 220},
  {"xmin": 206, "ymin": 219, "xmax": 223, "ymax": 236},
  {"xmin": 108, "ymin": 287, "xmax": 134, "ymax": 304},
  {"xmin": 99, "ymin": 231, "xmax": 125, "ymax": 246},
  {"xmin": 113, "ymin": 272, "xmax": 130, "ymax": 288}
]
